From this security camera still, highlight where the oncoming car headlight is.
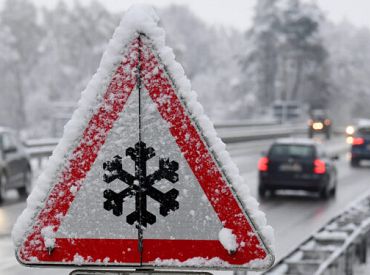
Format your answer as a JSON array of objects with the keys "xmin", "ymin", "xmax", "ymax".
[
  {"xmin": 313, "ymin": 122, "xmax": 324, "ymax": 130},
  {"xmin": 346, "ymin": 125, "xmax": 355, "ymax": 135}
]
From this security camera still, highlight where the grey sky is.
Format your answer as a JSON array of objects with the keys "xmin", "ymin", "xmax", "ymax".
[
  {"xmin": 317, "ymin": 0, "xmax": 370, "ymax": 28},
  {"xmin": 5, "ymin": 0, "xmax": 370, "ymax": 31}
]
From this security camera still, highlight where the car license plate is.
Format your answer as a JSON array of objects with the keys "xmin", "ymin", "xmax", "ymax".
[{"xmin": 279, "ymin": 163, "xmax": 302, "ymax": 172}]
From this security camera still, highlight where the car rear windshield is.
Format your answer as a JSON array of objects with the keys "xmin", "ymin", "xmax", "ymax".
[
  {"xmin": 269, "ymin": 144, "xmax": 315, "ymax": 159},
  {"xmin": 357, "ymin": 127, "xmax": 370, "ymax": 138}
]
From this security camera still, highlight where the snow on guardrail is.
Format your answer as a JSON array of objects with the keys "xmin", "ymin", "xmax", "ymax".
[
  {"xmin": 24, "ymin": 122, "xmax": 347, "ymax": 168},
  {"xmin": 24, "ymin": 123, "xmax": 307, "ymax": 165}
]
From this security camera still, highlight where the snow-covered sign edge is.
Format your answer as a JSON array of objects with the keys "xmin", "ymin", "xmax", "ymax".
[
  {"xmin": 12, "ymin": 4, "xmax": 274, "ymax": 270},
  {"xmin": 143, "ymin": 32, "xmax": 275, "ymax": 269}
]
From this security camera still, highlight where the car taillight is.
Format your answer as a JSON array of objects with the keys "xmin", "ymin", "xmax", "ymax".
[
  {"xmin": 352, "ymin": 137, "xmax": 365, "ymax": 145},
  {"xmin": 258, "ymin": 157, "xmax": 269, "ymax": 172},
  {"xmin": 314, "ymin": 159, "xmax": 326, "ymax": 174}
]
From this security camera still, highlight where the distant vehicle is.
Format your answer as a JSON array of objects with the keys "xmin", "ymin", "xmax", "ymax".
[
  {"xmin": 308, "ymin": 109, "xmax": 332, "ymax": 139},
  {"xmin": 345, "ymin": 118, "xmax": 370, "ymax": 143},
  {"xmin": 258, "ymin": 138, "xmax": 338, "ymax": 199},
  {"xmin": 0, "ymin": 128, "xmax": 32, "ymax": 202},
  {"xmin": 350, "ymin": 122, "xmax": 370, "ymax": 167}
]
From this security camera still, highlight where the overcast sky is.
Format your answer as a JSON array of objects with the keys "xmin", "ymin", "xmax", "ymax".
[{"xmin": 6, "ymin": 0, "xmax": 370, "ymax": 31}]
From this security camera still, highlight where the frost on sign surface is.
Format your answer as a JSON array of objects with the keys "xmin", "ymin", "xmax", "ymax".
[{"xmin": 13, "ymin": 5, "xmax": 274, "ymax": 270}]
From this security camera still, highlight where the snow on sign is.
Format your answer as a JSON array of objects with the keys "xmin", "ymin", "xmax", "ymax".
[{"xmin": 12, "ymin": 5, "xmax": 274, "ymax": 270}]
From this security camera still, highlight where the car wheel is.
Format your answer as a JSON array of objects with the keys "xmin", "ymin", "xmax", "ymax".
[
  {"xmin": 17, "ymin": 169, "xmax": 32, "ymax": 197},
  {"xmin": 0, "ymin": 173, "xmax": 7, "ymax": 203},
  {"xmin": 330, "ymin": 184, "xmax": 337, "ymax": 197},
  {"xmin": 331, "ymin": 176, "xmax": 338, "ymax": 197},
  {"xmin": 350, "ymin": 159, "xmax": 360, "ymax": 167},
  {"xmin": 320, "ymin": 185, "xmax": 330, "ymax": 200},
  {"xmin": 308, "ymin": 131, "xmax": 313, "ymax": 138},
  {"xmin": 258, "ymin": 185, "xmax": 266, "ymax": 198}
]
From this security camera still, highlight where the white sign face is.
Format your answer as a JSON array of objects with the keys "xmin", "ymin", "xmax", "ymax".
[
  {"xmin": 13, "ymin": 6, "xmax": 274, "ymax": 271},
  {"xmin": 57, "ymin": 87, "xmax": 223, "ymax": 241}
]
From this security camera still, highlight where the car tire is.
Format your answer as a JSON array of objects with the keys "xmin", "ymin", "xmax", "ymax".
[
  {"xmin": 17, "ymin": 168, "xmax": 32, "ymax": 198},
  {"xmin": 330, "ymin": 184, "xmax": 337, "ymax": 197},
  {"xmin": 331, "ymin": 176, "xmax": 338, "ymax": 197},
  {"xmin": 320, "ymin": 185, "xmax": 330, "ymax": 200},
  {"xmin": 0, "ymin": 173, "xmax": 7, "ymax": 203},
  {"xmin": 350, "ymin": 159, "xmax": 360, "ymax": 167},
  {"xmin": 258, "ymin": 185, "xmax": 266, "ymax": 198},
  {"xmin": 308, "ymin": 131, "xmax": 313, "ymax": 138}
]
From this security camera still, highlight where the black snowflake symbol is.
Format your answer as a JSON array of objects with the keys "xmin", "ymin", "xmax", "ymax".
[{"xmin": 103, "ymin": 141, "xmax": 179, "ymax": 227}]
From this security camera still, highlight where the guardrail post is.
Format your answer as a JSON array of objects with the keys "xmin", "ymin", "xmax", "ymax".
[
  {"xmin": 337, "ymin": 253, "xmax": 346, "ymax": 275},
  {"xmin": 357, "ymin": 235, "xmax": 367, "ymax": 264},
  {"xmin": 37, "ymin": 157, "xmax": 42, "ymax": 169},
  {"xmin": 345, "ymin": 245, "xmax": 354, "ymax": 275}
]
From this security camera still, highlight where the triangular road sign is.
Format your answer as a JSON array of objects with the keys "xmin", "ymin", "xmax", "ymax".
[{"xmin": 13, "ymin": 5, "xmax": 274, "ymax": 270}]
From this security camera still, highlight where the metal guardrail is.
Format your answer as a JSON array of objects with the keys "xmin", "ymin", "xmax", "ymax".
[
  {"xmin": 25, "ymin": 122, "xmax": 346, "ymax": 171},
  {"xmin": 265, "ymin": 194, "xmax": 370, "ymax": 275},
  {"xmin": 25, "ymin": 139, "xmax": 58, "ymax": 169},
  {"xmin": 25, "ymin": 123, "xmax": 307, "ymax": 167},
  {"xmin": 217, "ymin": 124, "xmax": 306, "ymax": 143},
  {"xmin": 214, "ymin": 119, "xmax": 279, "ymax": 128}
]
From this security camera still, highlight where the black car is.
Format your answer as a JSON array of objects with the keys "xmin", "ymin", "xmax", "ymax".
[
  {"xmin": 258, "ymin": 138, "xmax": 337, "ymax": 199},
  {"xmin": 350, "ymin": 124, "xmax": 370, "ymax": 167},
  {"xmin": 308, "ymin": 109, "xmax": 332, "ymax": 139},
  {"xmin": 0, "ymin": 128, "xmax": 32, "ymax": 202}
]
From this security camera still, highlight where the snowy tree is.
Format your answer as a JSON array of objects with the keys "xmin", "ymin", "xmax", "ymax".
[
  {"xmin": 322, "ymin": 21, "xmax": 370, "ymax": 123},
  {"xmin": 241, "ymin": 0, "xmax": 330, "ymax": 114},
  {"xmin": 159, "ymin": 5, "xmax": 217, "ymax": 79},
  {"xmin": 278, "ymin": 0, "xmax": 329, "ymax": 109},
  {"xmin": 241, "ymin": 0, "xmax": 281, "ymax": 110},
  {"xmin": 37, "ymin": 1, "xmax": 118, "ymax": 102},
  {"xmin": 1, "ymin": 0, "xmax": 369, "ymax": 136},
  {"xmin": 0, "ymin": 0, "xmax": 44, "ymax": 130},
  {"xmin": 160, "ymin": 6, "xmax": 246, "ymax": 120},
  {"xmin": 0, "ymin": 25, "xmax": 19, "ymax": 129},
  {"xmin": 26, "ymin": 1, "xmax": 118, "ymax": 136}
]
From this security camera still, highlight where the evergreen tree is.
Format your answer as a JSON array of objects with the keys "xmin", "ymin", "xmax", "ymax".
[
  {"xmin": 278, "ymin": 0, "xmax": 329, "ymax": 109},
  {"xmin": 0, "ymin": 0, "xmax": 44, "ymax": 130},
  {"xmin": 242, "ymin": 0, "xmax": 281, "ymax": 109}
]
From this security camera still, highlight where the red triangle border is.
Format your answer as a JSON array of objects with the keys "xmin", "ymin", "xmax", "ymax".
[{"xmin": 17, "ymin": 35, "xmax": 270, "ymax": 268}]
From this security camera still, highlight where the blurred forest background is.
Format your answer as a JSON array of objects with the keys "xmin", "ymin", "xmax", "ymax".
[{"xmin": 0, "ymin": 0, "xmax": 370, "ymax": 137}]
